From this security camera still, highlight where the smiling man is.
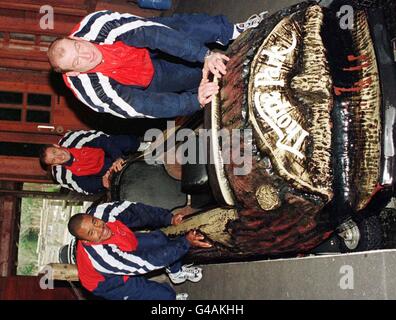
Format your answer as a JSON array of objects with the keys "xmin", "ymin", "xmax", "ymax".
[
  {"xmin": 47, "ymin": 10, "xmax": 267, "ymax": 119},
  {"xmin": 39, "ymin": 130, "xmax": 147, "ymax": 194},
  {"xmin": 69, "ymin": 200, "xmax": 211, "ymax": 300}
]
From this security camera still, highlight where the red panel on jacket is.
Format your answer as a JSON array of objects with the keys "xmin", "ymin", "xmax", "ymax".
[
  {"xmin": 77, "ymin": 220, "xmax": 138, "ymax": 292},
  {"xmin": 65, "ymin": 147, "xmax": 105, "ymax": 176},
  {"xmin": 89, "ymin": 42, "xmax": 154, "ymax": 87}
]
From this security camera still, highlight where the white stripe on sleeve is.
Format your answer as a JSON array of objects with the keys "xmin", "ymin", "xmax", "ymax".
[
  {"xmin": 107, "ymin": 201, "xmax": 134, "ymax": 222},
  {"xmin": 71, "ymin": 10, "xmax": 109, "ymax": 37},
  {"xmin": 53, "ymin": 166, "xmax": 71, "ymax": 190},
  {"xmin": 79, "ymin": 74, "xmax": 129, "ymax": 118},
  {"xmin": 104, "ymin": 20, "xmax": 170, "ymax": 44},
  {"xmin": 90, "ymin": 245, "xmax": 159, "ymax": 275},
  {"xmin": 65, "ymin": 76, "xmax": 93, "ymax": 110},
  {"xmin": 97, "ymin": 74, "xmax": 149, "ymax": 118},
  {"xmin": 75, "ymin": 131, "xmax": 105, "ymax": 148},
  {"xmin": 82, "ymin": 12, "xmax": 137, "ymax": 42},
  {"xmin": 65, "ymin": 170, "xmax": 88, "ymax": 194},
  {"xmin": 92, "ymin": 203, "xmax": 106, "ymax": 220}
]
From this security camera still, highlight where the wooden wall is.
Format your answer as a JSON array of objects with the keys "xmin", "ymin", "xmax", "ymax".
[
  {"xmin": 0, "ymin": 0, "xmax": 161, "ymax": 72},
  {"xmin": 0, "ymin": 0, "xmax": 163, "ymax": 184},
  {"xmin": 0, "ymin": 276, "xmax": 77, "ymax": 300},
  {"xmin": 0, "ymin": 182, "xmax": 21, "ymax": 277}
]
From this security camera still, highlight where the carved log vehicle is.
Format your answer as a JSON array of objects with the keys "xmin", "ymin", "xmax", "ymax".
[{"xmin": 107, "ymin": 0, "xmax": 396, "ymax": 263}]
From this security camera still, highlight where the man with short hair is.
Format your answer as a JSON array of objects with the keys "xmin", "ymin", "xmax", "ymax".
[
  {"xmin": 47, "ymin": 11, "xmax": 266, "ymax": 118},
  {"xmin": 69, "ymin": 200, "xmax": 211, "ymax": 300},
  {"xmin": 39, "ymin": 130, "xmax": 147, "ymax": 194}
]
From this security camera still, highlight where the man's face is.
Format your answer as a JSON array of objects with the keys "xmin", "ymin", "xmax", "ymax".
[
  {"xmin": 44, "ymin": 145, "xmax": 71, "ymax": 165},
  {"xmin": 78, "ymin": 215, "xmax": 113, "ymax": 243},
  {"xmin": 55, "ymin": 38, "xmax": 103, "ymax": 73}
]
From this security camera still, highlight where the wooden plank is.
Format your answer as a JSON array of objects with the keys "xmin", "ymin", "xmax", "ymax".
[
  {"xmin": 0, "ymin": 156, "xmax": 53, "ymax": 183},
  {"xmin": 0, "ymin": 175, "xmax": 51, "ymax": 183},
  {"xmin": 0, "ymin": 46, "xmax": 49, "ymax": 61},
  {"xmin": 0, "ymin": 122, "xmax": 61, "ymax": 134},
  {"xmin": 0, "ymin": 189, "xmax": 102, "ymax": 201},
  {"xmin": 0, "ymin": 11, "xmax": 82, "ymax": 36},
  {"xmin": 45, "ymin": 263, "xmax": 79, "ymax": 282},
  {"xmin": 0, "ymin": 131, "xmax": 60, "ymax": 144},
  {"xmin": 0, "ymin": 3, "xmax": 88, "ymax": 16},
  {"xmin": 8, "ymin": 199, "xmax": 20, "ymax": 276},
  {"xmin": 0, "ymin": 70, "xmax": 53, "ymax": 86},
  {"xmin": 0, "ymin": 197, "xmax": 16, "ymax": 276},
  {"xmin": 0, "ymin": 0, "xmax": 90, "ymax": 10},
  {"xmin": 0, "ymin": 58, "xmax": 50, "ymax": 71}
]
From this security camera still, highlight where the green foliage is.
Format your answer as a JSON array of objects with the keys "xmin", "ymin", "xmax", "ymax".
[
  {"xmin": 21, "ymin": 229, "xmax": 39, "ymax": 246},
  {"xmin": 17, "ymin": 195, "xmax": 42, "ymax": 275},
  {"xmin": 18, "ymin": 263, "xmax": 37, "ymax": 275},
  {"xmin": 17, "ymin": 229, "xmax": 39, "ymax": 275},
  {"xmin": 17, "ymin": 183, "xmax": 85, "ymax": 275}
]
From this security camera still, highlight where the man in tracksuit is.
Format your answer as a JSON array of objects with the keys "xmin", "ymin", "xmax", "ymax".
[
  {"xmin": 39, "ymin": 130, "xmax": 147, "ymax": 194},
  {"xmin": 68, "ymin": 200, "xmax": 211, "ymax": 300},
  {"xmin": 47, "ymin": 11, "xmax": 266, "ymax": 118}
]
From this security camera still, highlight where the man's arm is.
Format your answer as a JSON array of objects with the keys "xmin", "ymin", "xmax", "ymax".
[
  {"xmin": 86, "ymin": 134, "xmax": 141, "ymax": 161},
  {"xmin": 66, "ymin": 73, "xmax": 201, "ymax": 119},
  {"xmin": 72, "ymin": 11, "xmax": 209, "ymax": 63},
  {"xmin": 75, "ymin": 175, "xmax": 107, "ymax": 194},
  {"xmin": 52, "ymin": 166, "xmax": 105, "ymax": 195},
  {"xmin": 87, "ymin": 201, "xmax": 173, "ymax": 229},
  {"xmin": 83, "ymin": 230, "xmax": 211, "ymax": 277},
  {"xmin": 58, "ymin": 130, "xmax": 109, "ymax": 148},
  {"xmin": 118, "ymin": 24, "xmax": 209, "ymax": 63},
  {"xmin": 59, "ymin": 129, "xmax": 140, "ymax": 162},
  {"xmin": 83, "ymin": 235, "xmax": 190, "ymax": 276}
]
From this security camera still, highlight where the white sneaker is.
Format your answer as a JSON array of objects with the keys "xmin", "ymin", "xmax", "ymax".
[
  {"xmin": 167, "ymin": 264, "xmax": 203, "ymax": 284},
  {"xmin": 176, "ymin": 293, "xmax": 189, "ymax": 300},
  {"xmin": 235, "ymin": 11, "xmax": 268, "ymax": 33}
]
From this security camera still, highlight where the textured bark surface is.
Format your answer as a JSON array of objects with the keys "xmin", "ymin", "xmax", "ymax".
[
  {"xmin": 163, "ymin": 3, "xmax": 336, "ymax": 262},
  {"xmin": 46, "ymin": 263, "xmax": 79, "ymax": 282}
]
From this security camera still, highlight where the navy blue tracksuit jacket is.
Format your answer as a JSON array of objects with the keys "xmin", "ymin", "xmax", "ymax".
[
  {"xmin": 51, "ymin": 130, "xmax": 140, "ymax": 194},
  {"xmin": 65, "ymin": 11, "xmax": 234, "ymax": 118}
]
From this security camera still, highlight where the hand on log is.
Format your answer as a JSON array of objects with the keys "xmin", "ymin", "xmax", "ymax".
[
  {"xmin": 203, "ymin": 51, "xmax": 229, "ymax": 79},
  {"xmin": 186, "ymin": 230, "xmax": 212, "ymax": 248},
  {"xmin": 110, "ymin": 158, "xmax": 126, "ymax": 173},
  {"xmin": 198, "ymin": 78, "xmax": 220, "ymax": 107},
  {"xmin": 102, "ymin": 171, "xmax": 111, "ymax": 189},
  {"xmin": 171, "ymin": 212, "xmax": 184, "ymax": 226}
]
